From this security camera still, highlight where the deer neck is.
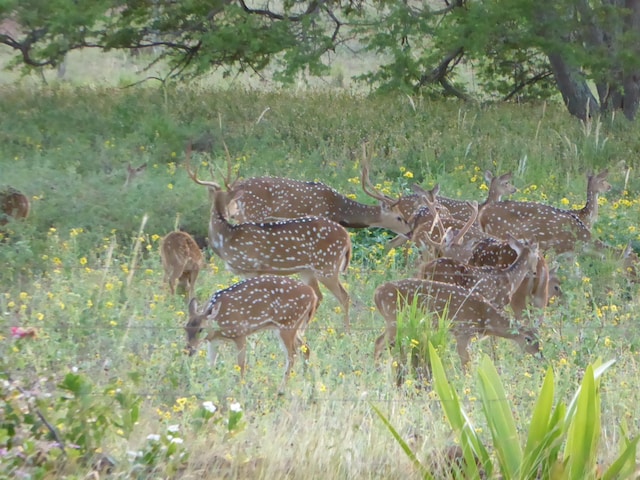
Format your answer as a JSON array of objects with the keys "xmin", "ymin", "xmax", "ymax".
[
  {"xmin": 502, "ymin": 248, "xmax": 536, "ymax": 298},
  {"xmin": 208, "ymin": 191, "xmax": 236, "ymax": 256},
  {"xmin": 335, "ymin": 196, "xmax": 382, "ymax": 228},
  {"xmin": 576, "ymin": 180, "xmax": 598, "ymax": 227}
]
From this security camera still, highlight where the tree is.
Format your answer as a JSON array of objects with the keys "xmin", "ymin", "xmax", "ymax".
[{"xmin": 1, "ymin": 0, "xmax": 639, "ymax": 121}]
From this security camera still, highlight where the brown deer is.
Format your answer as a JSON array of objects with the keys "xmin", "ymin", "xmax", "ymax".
[
  {"xmin": 468, "ymin": 239, "xmax": 561, "ymax": 324},
  {"xmin": 186, "ymin": 150, "xmax": 353, "ymax": 330},
  {"xmin": 373, "ymin": 279, "xmax": 541, "ymax": 367},
  {"xmin": 194, "ymin": 143, "xmax": 411, "ymax": 236},
  {"xmin": 159, "ymin": 231, "xmax": 204, "ymax": 299},
  {"xmin": 185, "ymin": 276, "xmax": 318, "ymax": 392},
  {"xmin": 417, "ymin": 236, "xmax": 540, "ymax": 310},
  {"xmin": 123, "ymin": 162, "xmax": 148, "ymax": 187},
  {"xmin": 413, "ymin": 170, "xmax": 516, "ymax": 223},
  {"xmin": 0, "ymin": 187, "xmax": 30, "ymax": 226},
  {"xmin": 478, "ymin": 169, "xmax": 611, "ymax": 254}
]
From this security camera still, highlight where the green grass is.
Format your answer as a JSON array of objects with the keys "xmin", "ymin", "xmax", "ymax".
[{"xmin": 1, "ymin": 85, "xmax": 640, "ymax": 478}]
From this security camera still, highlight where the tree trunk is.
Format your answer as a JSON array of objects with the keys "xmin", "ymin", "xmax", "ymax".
[
  {"xmin": 546, "ymin": 52, "xmax": 600, "ymax": 120},
  {"xmin": 621, "ymin": 0, "xmax": 640, "ymax": 120}
]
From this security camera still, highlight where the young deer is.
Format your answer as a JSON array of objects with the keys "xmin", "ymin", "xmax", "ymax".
[
  {"xmin": 159, "ymin": 230, "xmax": 204, "ymax": 299},
  {"xmin": 194, "ymin": 142, "xmax": 411, "ymax": 236},
  {"xmin": 186, "ymin": 152, "xmax": 353, "ymax": 330},
  {"xmin": 468, "ymin": 239, "xmax": 561, "ymax": 324},
  {"xmin": 478, "ymin": 169, "xmax": 611, "ymax": 254},
  {"xmin": 0, "ymin": 187, "xmax": 30, "ymax": 226},
  {"xmin": 185, "ymin": 276, "xmax": 318, "ymax": 392},
  {"xmin": 417, "ymin": 236, "xmax": 540, "ymax": 309},
  {"xmin": 373, "ymin": 279, "xmax": 541, "ymax": 367},
  {"xmin": 123, "ymin": 162, "xmax": 148, "ymax": 188}
]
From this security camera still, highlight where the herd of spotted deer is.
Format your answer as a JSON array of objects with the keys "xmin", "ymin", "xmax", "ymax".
[{"xmin": 2, "ymin": 143, "xmax": 637, "ymax": 391}]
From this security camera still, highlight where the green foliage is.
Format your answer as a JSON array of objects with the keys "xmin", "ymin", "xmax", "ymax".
[
  {"xmin": 392, "ymin": 294, "xmax": 451, "ymax": 386},
  {"xmin": 428, "ymin": 346, "xmax": 638, "ymax": 479}
]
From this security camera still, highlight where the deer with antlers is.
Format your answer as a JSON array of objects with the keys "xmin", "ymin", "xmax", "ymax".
[
  {"xmin": 185, "ymin": 276, "xmax": 318, "ymax": 392},
  {"xmin": 195, "ymin": 143, "xmax": 411, "ymax": 236},
  {"xmin": 478, "ymin": 169, "xmax": 611, "ymax": 254},
  {"xmin": 186, "ymin": 146, "xmax": 353, "ymax": 331},
  {"xmin": 1, "ymin": 187, "xmax": 30, "ymax": 226},
  {"xmin": 373, "ymin": 279, "xmax": 541, "ymax": 367},
  {"xmin": 160, "ymin": 230, "xmax": 204, "ymax": 299},
  {"xmin": 412, "ymin": 170, "xmax": 517, "ymax": 223}
]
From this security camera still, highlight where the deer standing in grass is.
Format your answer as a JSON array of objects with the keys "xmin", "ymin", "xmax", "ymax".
[
  {"xmin": 413, "ymin": 170, "xmax": 517, "ymax": 223},
  {"xmin": 186, "ymin": 146, "xmax": 353, "ymax": 330},
  {"xmin": 200, "ymin": 143, "xmax": 411, "ymax": 236},
  {"xmin": 1, "ymin": 187, "xmax": 30, "ymax": 226},
  {"xmin": 478, "ymin": 169, "xmax": 611, "ymax": 254},
  {"xmin": 185, "ymin": 276, "xmax": 318, "ymax": 392},
  {"xmin": 160, "ymin": 230, "xmax": 204, "ymax": 299},
  {"xmin": 417, "ymin": 236, "xmax": 540, "ymax": 310},
  {"xmin": 373, "ymin": 279, "xmax": 541, "ymax": 367}
]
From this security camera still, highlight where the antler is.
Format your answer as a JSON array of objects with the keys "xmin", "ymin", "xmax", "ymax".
[
  {"xmin": 184, "ymin": 141, "xmax": 221, "ymax": 190},
  {"xmin": 360, "ymin": 142, "xmax": 397, "ymax": 205},
  {"xmin": 451, "ymin": 201, "xmax": 479, "ymax": 245}
]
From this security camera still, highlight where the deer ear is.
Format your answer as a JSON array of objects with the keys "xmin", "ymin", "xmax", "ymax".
[
  {"xmin": 484, "ymin": 170, "xmax": 494, "ymax": 182},
  {"xmin": 188, "ymin": 297, "xmax": 199, "ymax": 316},
  {"xmin": 207, "ymin": 301, "xmax": 222, "ymax": 319}
]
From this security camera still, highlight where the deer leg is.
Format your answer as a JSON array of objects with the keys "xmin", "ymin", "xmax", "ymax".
[
  {"xmin": 233, "ymin": 337, "xmax": 248, "ymax": 376},
  {"xmin": 300, "ymin": 274, "xmax": 324, "ymax": 302},
  {"xmin": 454, "ymin": 334, "xmax": 472, "ymax": 368},
  {"xmin": 205, "ymin": 342, "xmax": 220, "ymax": 367},
  {"xmin": 277, "ymin": 328, "xmax": 298, "ymax": 392},
  {"xmin": 318, "ymin": 275, "xmax": 351, "ymax": 332}
]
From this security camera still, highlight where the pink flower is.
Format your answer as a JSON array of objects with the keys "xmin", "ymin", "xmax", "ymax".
[{"xmin": 11, "ymin": 326, "xmax": 37, "ymax": 339}]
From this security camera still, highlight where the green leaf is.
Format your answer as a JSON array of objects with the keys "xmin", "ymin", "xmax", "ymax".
[
  {"xmin": 477, "ymin": 355, "xmax": 522, "ymax": 478},
  {"xmin": 565, "ymin": 364, "xmax": 600, "ymax": 480},
  {"xmin": 601, "ymin": 435, "xmax": 639, "ymax": 480},
  {"xmin": 429, "ymin": 343, "xmax": 492, "ymax": 478},
  {"xmin": 370, "ymin": 403, "xmax": 433, "ymax": 479}
]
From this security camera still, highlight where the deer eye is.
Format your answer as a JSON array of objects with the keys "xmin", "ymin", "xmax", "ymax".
[{"xmin": 199, "ymin": 328, "xmax": 204, "ymax": 334}]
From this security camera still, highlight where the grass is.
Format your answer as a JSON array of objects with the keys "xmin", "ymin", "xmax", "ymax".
[{"xmin": 1, "ymin": 83, "xmax": 640, "ymax": 478}]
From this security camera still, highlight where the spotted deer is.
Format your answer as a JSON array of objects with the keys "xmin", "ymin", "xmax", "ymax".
[
  {"xmin": 417, "ymin": 236, "xmax": 540, "ymax": 310},
  {"xmin": 467, "ymin": 239, "xmax": 561, "ymax": 324},
  {"xmin": 412, "ymin": 170, "xmax": 516, "ymax": 223},
  {"xmin": 373, "ymin": 279, "xmax": 541, "ymax": 367},
  {"xmin": 160, "ymin": 230, "xmax": 204, "ymax": 299},
  {"xmin": 196, "ymin": 143, "xmax": 411, "ymax": 236},
  {"xmin": 185, "ymin": 276, "xmax": 318, "ymax": 392},
  {"xmin": 186, "ymin": 149, "xmax": 353, "ymax": 330},
  {"xmin": 478, "ymin": 169, "xmax": 611, "ymax": 254},
  {"xmin": 1, "ymin": 187, "xmax": 30, "ymax": 226}
]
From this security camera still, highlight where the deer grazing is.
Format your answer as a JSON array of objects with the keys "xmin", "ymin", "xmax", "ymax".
[
  {"xmin": 412, "ymin": 170, "xmax": 517, "ymax": 223},
  {"xmin": 373, "ymin": 279, "xmax": 541, "ymax": 367},
  {"xmin": 417, "ymin": 236, "xmax": 540, "ymax": 310},
  {"xmin": 478, "ymin": 169, "xmax": 611, "ymax": 254},
  {"xmin": 186, "ymin": 148, "xmax": 353, "ymax": 330},
  {"xmin": 159, "ymin": 230, "xmax": 204, "ymax": 299},
  {"xmin": 185, "ymin": 276, "xmax": 318, "ymax": 392},
  {"xmin": 1, "ymin": 187, "xmax": 30, "ymax": 226},
  {"xmin": 194, "ymin": 142, "xmax": 411, "ymax": 236}
]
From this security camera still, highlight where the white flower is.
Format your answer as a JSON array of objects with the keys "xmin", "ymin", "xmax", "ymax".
[
  {"xmin": 203, "ymin": 401, "xmax": 217, "ymax": 413},
  {"xmin": 170, "ymin": 437, "xmax": 184, "ymax": 444},
  {"xmin": 146, "ymin": 434, "xmax": 161, "ymax": 442},
  {"xmin": 127, "ymin": 450, "xmax": 143, "ymax": 460},
  {"xmin": 229, "ymin": 402, "xmax": 242, "ymax": 413},
  {"xmin": 167, "ymin": 424, "xmax": 180, "ymax": 433}
]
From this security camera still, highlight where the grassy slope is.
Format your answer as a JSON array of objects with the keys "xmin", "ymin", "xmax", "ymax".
[{"xmin": 1, "ymin": 83, "xmax": 640, "ymax": 478}]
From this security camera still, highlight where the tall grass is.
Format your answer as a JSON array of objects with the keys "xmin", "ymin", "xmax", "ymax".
[{"xmin": 1, "ymin": 86, "xmax": 639, "ymax": 478}]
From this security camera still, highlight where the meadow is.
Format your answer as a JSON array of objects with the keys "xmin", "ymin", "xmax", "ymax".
[{"xmin": 1, "ymin": 82, "xmax": 640, "ymax": 478}]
